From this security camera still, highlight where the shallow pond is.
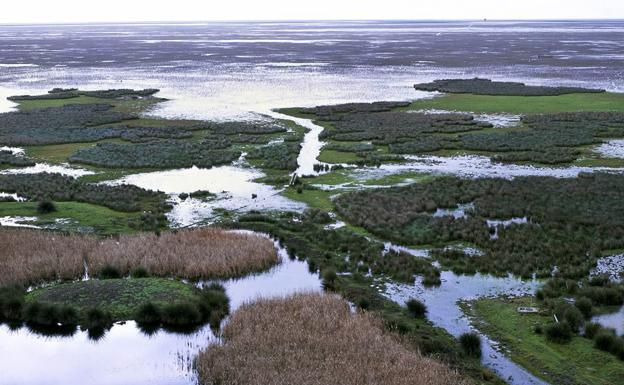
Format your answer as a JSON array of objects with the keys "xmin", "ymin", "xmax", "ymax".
[
  {"xmin": 0, "ymin": 163, "xmax": 94, "ymax": 178},
  {"xmin": 592, "ymin": 306, "xmax": 624, "ymax": 336},
  {"xmin": 109, "ymin": 165, "xmax": 305, "ymax": 227},
  {"xmin": 383, "ymin": 271, "xmax": 547, "ymax": 385},
  {"xmin": 595, "ymin": 140, "xmax": 624, "ymax": 159},
  {"xmin": 353, "ymin": 155, "xmax": 624, "ymax": 180},
  {"xmin": 0, "ymin": 236, "xmax": 322, "ymax": 385}
]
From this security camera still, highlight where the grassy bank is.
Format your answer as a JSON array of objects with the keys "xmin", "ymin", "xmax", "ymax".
[
  {"xmin": 406, "ymin": 93, "xmax": 624, "ymax": 114},
  {"xmin": 464, "ymin": 297, "xmax": 624, "ymax": 385}
]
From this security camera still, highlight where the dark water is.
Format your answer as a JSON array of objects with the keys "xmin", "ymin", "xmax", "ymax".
[{"xmin": 0, "ymin": 20, "xmax": 623, "ymax": 119}]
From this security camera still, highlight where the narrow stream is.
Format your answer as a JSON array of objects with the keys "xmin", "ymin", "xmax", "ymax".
[
  {"xmin": 383, "ymin": 271, "xmax": 548, "ymax": 385},
  {"xmin": 0, "ymin": 235, "xmax": 322, "ymax": 385},
  {"xmin": 266, "ymin": 110, "xmax": 328, "ymax": 177}
]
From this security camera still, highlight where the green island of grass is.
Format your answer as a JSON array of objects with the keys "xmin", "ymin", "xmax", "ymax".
[
  {"xmin": 463, "ymin": 297, "xmax": 624, "ymax": 385},
  {"xmin": 27, "ymin": 278, "xmax": 197, "ymax": 320}
]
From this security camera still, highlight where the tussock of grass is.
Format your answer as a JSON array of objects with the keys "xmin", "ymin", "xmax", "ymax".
[
  {"xmin": 197, "ymin": 293, "xmax": 468, "ymax": 385},
  {"xmin": 0, "ymin": 228, "xmax": 277, "ymax": 286}
]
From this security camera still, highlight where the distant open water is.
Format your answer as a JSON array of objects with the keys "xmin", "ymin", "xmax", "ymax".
[{"xmin": 0, "ymin": 20, "xmax": 623, "ymax": 120}]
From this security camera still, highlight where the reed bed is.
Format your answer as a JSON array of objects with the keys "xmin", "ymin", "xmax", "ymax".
[
  {"xmin": 89, "ymin": 229, "xmax": 277, "ymax": 279},
  {"xmin": 0, "ymin": 228, "xmax": 277, "ymax": 286},
  {"xmin": 0, "ymin": 229, "xmax": 93, "ymax": 286},
  {"xmin": 197, "ymin": 293, "xmax": 469, "ymax": 385}
]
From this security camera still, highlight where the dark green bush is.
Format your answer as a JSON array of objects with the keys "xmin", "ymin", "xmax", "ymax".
[
  {"xmin": 37, "ymin": 200, "xmax": 57, "ymax": 214},
  {"xmin": 574, "ymin": 297, "xmax": 593, "ymax": 319},
  {"xmin": 135, "ymin": 302, "xmax": 162, "ymax": 324},
  {"xmin": 162, "ymin": 302, "xmax": 202, "ymax": 325},
  {"xmin": 545, "ymin": 322, "xmax": 573, "ymax": 344},
  {"xmin": 594, "ymin": 330, "xmax": 617, "ymax": 352},
  {"xmin": 99, "ymin": 265, "xmax": 121, "ymax": 279},
  {"xmin": 583, "ymin": 322, "xmax": 602, "ymax": 339},
  {"xmin": 459, "ymin": 332, "xmax": 482, "ymax": 357},
  {"xmin": 563, "ymin": 306, "xmax": 585, "ymax": 332},
  {"xmin": 406, "ymin": 298, "xmax": 427, "ymax": 319},
  {"xmin": 130, "ymin": 266, "xmax": 150, "ymax": 278},
  {"xmin": 85, "ymin": 308, "xmax": 113, "ymax": 329},
  {"xmin": 322, "ymin": 268, "xmax": 338, "ymax": 290}
]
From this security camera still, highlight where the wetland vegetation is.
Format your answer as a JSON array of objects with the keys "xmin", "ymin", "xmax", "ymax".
[{"xmin": 3, "ymin": 80, "xmax": 624, "ymax": 385}]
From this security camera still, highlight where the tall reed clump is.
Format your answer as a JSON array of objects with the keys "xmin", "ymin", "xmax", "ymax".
[
  {"xmin": 197, "ymin": 293, "xmax": 469, "ymax": 385},
  {"xmin": 0, "ymin": 229, "xmax": 94, "ymax": 286},
  {"xmin": 89, "ymin": 228, "xmax": 278, "ymax": 279},
  {"xmin": 0, "ymin": 228, "xmax": 277, "ymax": 286}
]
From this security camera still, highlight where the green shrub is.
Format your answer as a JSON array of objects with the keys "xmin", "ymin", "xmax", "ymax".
[
  {"xmin": 37, "ymin": 200, "xmax": 57, "ymax": 214},
  {"xmin": 99, "ymin": 265, "xmax": 121, "ymax": 279},
  {"xmin": 574, "ymin": 297, "xmax": 593, "ymax": 319},
  {"xmin": 322, "ymin": 268, "xmax": 338, "ymax": 290},
  {"xmin": 130, "ymin": 266, "xmax": 150, "ymax": 278},
  {"xmin": 594, "ymin": 330, "xmax": 617, "ymax": 352},
  {"xmin": 85, "ymin": 308, "xmax": 113, "ymax": 329},
  {"xmin": 135, "ymin": 302, "xmax": 162, "ymax": 324},
  {"xmin": 545, "ymin": 322, "xmax": 573, "ymax": 344},
  {"xmin": 459, "ymin": 332, "xmax": 482, "ymax": 358},
  {"xmin": 162, "ymin": 302, "xmax": 202, "ymax": 325},
  {"xmin": 563, "ymin": 306, "xmax": 585, "ymax": 332},
  {"xmin": 406, "ymin": 298, "xmax": 427, "ymax": 319},
  {"xmin": 583, "ymin": 322, "xmax": 602, "ymax": 339}
]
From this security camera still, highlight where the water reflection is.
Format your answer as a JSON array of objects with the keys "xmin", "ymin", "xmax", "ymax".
[
  {"xmin": 0, "ymin": 236, "xmax": 322, "ymax": 385},
  {"xmin": 110, "ymin": 165, "xmax": 305, "ymax": 226}
]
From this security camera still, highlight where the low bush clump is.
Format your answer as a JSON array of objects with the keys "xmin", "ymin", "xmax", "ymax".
[
  {"xmin": 545, "ymin": 322, "xmax": 573, "ymax": 344},
  {"xmin": 134, "ymin": 284, "xmax": 229, "ymax": 327},
  {"xmin": 36, "ymin": 200, "xmax": 57, "ymax": 214},
  {"xmin": 459, "ymin": 332, "xmax": 482, "ymax": 358},
  {"xmin": 406, "ymin": 298, "xmax": 427, "ymax": 319}
]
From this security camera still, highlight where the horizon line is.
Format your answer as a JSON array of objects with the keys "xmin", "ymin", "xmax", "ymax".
[{"xmin": 1, "ymin": 18, "xmax": 623, "ymax": 27}]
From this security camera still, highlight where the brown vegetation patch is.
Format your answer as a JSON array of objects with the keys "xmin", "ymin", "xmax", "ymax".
[
  {"xmin": 197, "ymin": 293, "xmax": 469, "ymax": 385},
  {"xmin": 0, "ymin": 228, "xmax": 277, "ymax": 286},
  {"xmin": 89, "ymin": 229, "xmax": 277, "ymax": 279}
]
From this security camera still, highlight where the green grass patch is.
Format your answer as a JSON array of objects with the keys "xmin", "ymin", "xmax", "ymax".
[
  {"xmin": 16, "ymin": 96, "xmax": 104, "ymax": 110},
  {"xmin": 465, "ymin": 296, "xmax": 624, "ymax": 385},
  {"xmin": 406, "ymin": 93, "xmax": 624, "ymax": 114},
  {"xmin": 0, "ymin": 201, "xmax": 136, "ymax": 234},
  {"xmin": 317, "ymin": 149, "xmax": 362, "ymax": 164},
  {"xmin": 26, "ymin": 278, "xmax": 196, "ymax": 320},
  {"xmin": 282, "ymin": 188, "xmax": 336, "ymax": 211}
]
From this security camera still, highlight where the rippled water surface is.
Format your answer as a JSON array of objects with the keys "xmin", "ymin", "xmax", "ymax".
[{"xmin": 1, "ymin": 21, "xmax": 624, "ymax": 119}]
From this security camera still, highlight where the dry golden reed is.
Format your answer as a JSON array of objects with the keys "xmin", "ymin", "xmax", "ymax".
[
  {"xmin": 0, "ymin": 228, "xmax": 277, "ymax": 286},
  {"xmin": 197, "ymin": 293, "xmax": 469, "ymax": 385},
  {"xmin": 89, "ymin": 228, "xmax": 277, "ymax": 279}
]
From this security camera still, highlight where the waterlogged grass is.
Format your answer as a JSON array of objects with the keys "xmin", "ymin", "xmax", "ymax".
[
  {"xmin": 0, "ymin": 201, "xmax": 134, "ymax": 234},
  {"xmin": 405, "ymin": 93, "xmax": 624, "ymax": 114},
  {"xmin": 282, "ymin": 188, "xmax": 336, "ymax": 211},
  {"xmin": 26, "ymin": 278, "xmax": 196, "ymax": 320},
  {"xmin": 361, "ymin": 171, "xmax": 434, "ymax": 186},
  {"xmin": 16, "ymin": 96, "xmax": 104, "ymax": 111},
  {"xmin": 465, "ymin": 297, "xmax": 624, "ymax": 385},
  {"xmin": 317, "ymin": 149, "xmax": 362, "ymax": 164}
]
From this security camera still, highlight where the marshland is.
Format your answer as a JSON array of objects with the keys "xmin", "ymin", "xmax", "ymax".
[{"xmin": 1, "ymin": 18, "xmax": 624, "ymax": 385}]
